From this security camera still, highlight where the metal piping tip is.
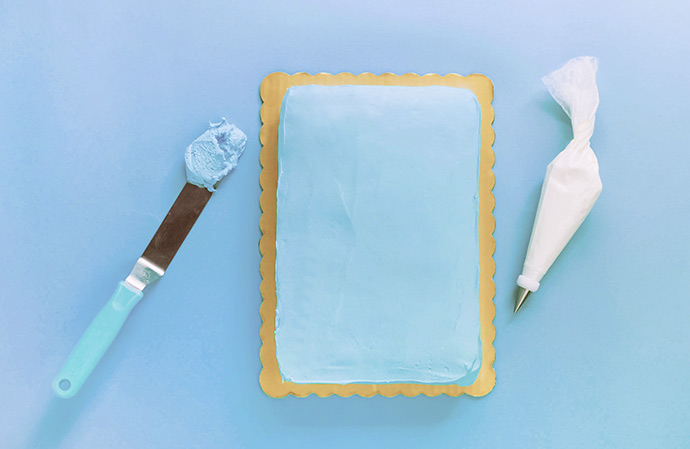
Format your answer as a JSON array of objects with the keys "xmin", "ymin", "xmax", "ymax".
[{"xmin": 514, "ymin": 287, "xmax": 531, "ymax": 313}]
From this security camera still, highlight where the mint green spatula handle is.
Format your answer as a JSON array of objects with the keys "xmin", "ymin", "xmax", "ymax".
[{"xmin": 53, "ymin": 281, "xmax": 143, "ymax": 398}]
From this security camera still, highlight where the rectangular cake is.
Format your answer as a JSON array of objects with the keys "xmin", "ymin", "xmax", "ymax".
[{"xmin": 273, "ymin": 84, "xmax": 483, "ymax": 386}]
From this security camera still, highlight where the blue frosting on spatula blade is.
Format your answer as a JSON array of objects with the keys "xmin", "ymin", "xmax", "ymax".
[{"xmin": 184, "ymin": 118, "xmax": 247, "ymax": 191}]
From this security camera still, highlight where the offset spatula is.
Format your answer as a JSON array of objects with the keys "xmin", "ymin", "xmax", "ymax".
[{"xmin": 53, "ymin": 119, "xmax": 246, "ymax": 398}]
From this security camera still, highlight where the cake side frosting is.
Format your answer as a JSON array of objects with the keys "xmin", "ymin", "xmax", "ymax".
[{"xmin": 274, "ymin": 85, "xmax": 482, "ymax": 385}]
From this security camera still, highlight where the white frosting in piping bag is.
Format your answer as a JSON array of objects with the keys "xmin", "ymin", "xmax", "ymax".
[{"xmin": 518, "ymin": 56, "xmax": 602, "ymax": 292}]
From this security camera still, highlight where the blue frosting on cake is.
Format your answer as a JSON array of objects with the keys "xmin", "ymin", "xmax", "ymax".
[{"xmin": 275, "ymin": 85, "xmax": 482, "ymax": 385}]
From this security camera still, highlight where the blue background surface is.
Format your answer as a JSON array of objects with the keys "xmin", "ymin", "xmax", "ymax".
[{"xmin": 1, "ymin": 1, "xmax": 689, "ymax": 448}]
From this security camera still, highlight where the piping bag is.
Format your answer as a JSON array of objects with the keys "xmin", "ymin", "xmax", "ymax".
[
  {"xmin": 515, "ymin": 56, "xmax": 602, "ymax": 313},
  {"xmin": 52, "ymin": 119, "xmax": 246, "ymax": 398}
]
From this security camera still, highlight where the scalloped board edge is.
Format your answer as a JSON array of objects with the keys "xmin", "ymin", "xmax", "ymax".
[{"xmin": 259, "ymin": 72, "xmax": 496, "ymax": 397}]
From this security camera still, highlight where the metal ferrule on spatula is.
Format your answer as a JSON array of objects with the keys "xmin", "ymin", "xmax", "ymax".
[{"xmin": 125, "ymin": 258, "xmax": 165, "ymax": 291}]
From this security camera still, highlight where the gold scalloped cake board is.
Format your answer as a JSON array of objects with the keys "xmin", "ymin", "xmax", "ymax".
[{"xmin": 259, "ymin": 72, "xmax": 496, "ymax": 397}]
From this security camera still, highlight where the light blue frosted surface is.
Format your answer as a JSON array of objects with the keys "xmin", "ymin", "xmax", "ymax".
[
  {"xmin": 185, "ymin": 118, "xmax": 247, "ymax": 191},
  {"xmin": 3, "ymin": 1, "xmax": 690, "ymax": 448},
  {"xmin": 275, "ymin": 85, "xmax": 481, "ymax": 385}
]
